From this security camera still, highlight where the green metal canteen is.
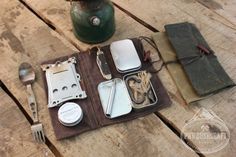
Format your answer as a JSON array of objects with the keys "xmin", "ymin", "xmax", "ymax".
[{"xmin": 70, "ymin": 0, "xmax": 115, "ymax": 43}]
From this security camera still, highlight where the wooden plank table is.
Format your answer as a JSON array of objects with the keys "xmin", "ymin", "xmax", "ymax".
[
  {"xmin": 0, "ymin": 86, "xmax": 55, "ymax": 157},
  {"xmin": 0, "ymin": 0, "xmax": 235, "ymax": 156}
]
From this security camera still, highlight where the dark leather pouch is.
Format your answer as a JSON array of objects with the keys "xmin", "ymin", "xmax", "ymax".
[
  {"xmin": 42, "ymin": 38, "xmax": 171, "ymax": 140},
  {"xmin": 165, "ymin": 22, "xmax": 235, "ymax": 96}
]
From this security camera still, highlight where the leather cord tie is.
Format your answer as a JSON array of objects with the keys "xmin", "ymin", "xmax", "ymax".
[{"xmin": 165, "ymin": 44, "xmax": 216, "ymax": 66}]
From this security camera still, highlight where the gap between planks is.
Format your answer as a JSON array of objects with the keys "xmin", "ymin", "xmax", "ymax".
[
  {"xmin": 195, "ymin": 0, "xmax": 236, "ymax": 29},
  {"xmin": 15, "ymin": 0, "xmax": 203, "ymax": 156},
  {"xmin": 0, "ymin": 81, "xmax": 64, "ymax": 157},
  {"xmin": 112, "ymin": 2, "xmax": 159, "ymax": 32},
  {"xmin": 18, "ymin": 0, "xmax": 82, "ymax": 51},
  {"xmin": 155, "ymin": 112, "xmax": 205, "ymax": 157}
]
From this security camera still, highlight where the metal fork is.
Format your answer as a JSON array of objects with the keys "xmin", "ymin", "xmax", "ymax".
[
  {"xmin": 19, "ymin": 62, "xmax": 45, "ymax": 143},
  {"xmin": 26, "ymin": 84, "xmax": 46, "ymax": 143}
]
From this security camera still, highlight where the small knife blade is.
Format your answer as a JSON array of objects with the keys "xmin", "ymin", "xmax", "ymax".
[{"xmin": 96, "ymin": 47, "xmax": 112, "ymax": 80}]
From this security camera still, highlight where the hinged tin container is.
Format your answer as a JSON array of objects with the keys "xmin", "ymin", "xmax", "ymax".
[
  {"xmin": 124, "ymin": 71, "xmax": 158, "ymax": 110},
  {"xmin": 110, "ymin": 39, "xmax": 142, "ymax": 73}
]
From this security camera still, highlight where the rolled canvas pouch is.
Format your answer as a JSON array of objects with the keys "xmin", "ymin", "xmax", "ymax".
[
  {"xmin": 164, "ymin": 22, "xmax": 235, "ymax": 96},
  {"xmin": 152, "ymin": 32, "xmax": 205, "ymax": 104}
]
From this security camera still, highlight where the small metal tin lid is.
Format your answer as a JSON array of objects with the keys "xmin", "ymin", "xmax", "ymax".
[
  {"xmin": 110, "ymin": 39, "xmax": 141, "ymax": 73},
  {"xmin": 58, "ymin": 102, "xmax": 83, "ymax": 127}
]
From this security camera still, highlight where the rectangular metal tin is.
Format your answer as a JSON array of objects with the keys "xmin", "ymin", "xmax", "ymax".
[{"xmin": 123, "ymin": 71, "xmax": 158, "ymax": 110}]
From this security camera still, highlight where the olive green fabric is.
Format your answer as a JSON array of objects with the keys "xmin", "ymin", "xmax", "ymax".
[
  {"xmin": 164, "ymin": 22, "xmax": 235, "ymax": 96},
  {"xmin": 152, "ymin": 32, "xmax": 205, "ymax": 104}
]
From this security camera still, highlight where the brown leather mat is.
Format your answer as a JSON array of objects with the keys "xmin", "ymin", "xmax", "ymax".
[{"xmin": 41, "ymin": 38, "xmax": 171, "ymax": 140}]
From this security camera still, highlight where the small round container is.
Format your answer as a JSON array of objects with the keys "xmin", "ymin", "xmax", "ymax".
[{"xmin": 58, "ymin": 102, "xmax": 83, "ymax": 127}]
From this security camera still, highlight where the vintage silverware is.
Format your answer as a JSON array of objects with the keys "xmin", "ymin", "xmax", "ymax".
[{"xmin": 19, "ymin": 62, "xmax": 45, "ymax": 143}]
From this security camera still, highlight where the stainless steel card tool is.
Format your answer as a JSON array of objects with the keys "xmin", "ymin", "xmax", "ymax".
[
  {"xmin": 41, "ymin": 57, "xmax": 87, "ymax": 108},
  {"xmin": 96, "ymin": 47, "xmax": 112, "ymax": 80}
]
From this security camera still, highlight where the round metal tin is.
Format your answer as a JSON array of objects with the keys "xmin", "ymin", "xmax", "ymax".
[{"xmin": 58, "ymin": 102, "xmax": 83, "ymax": 127}]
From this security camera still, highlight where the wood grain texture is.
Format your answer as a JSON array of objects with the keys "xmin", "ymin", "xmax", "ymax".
[
  {"xmin": 196, "ymin": 0, "xmax": 236, "ymax": 26},
  {"xmin": 14, "ymin": 0, "xmax": 236, "ymax": 156},
  {"xmin": 0, "ymin": 0, "xmax": 199, "ymax": 157},
  {"xmin": 0, "ymin": 88, "xmax": 55, "ymax": 157},
  {"xmin": 22, "ymin": 0, "xmax": 153, "ymax": 50},
  {"xmin": 20, "ymin": 0, "xmax": 212, "ymax": 152},
  {"xmin": 21, "ymin": 0, "xmax": 204, "ymax": 136},
  {"xmin": 112, "ymin": 0, "xmax": 236, "ymax": 156}
]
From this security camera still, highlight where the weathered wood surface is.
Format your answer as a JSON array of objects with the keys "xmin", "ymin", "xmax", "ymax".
[
  {"xmin": 21, "ymin": 0, "xmax": 205, "ymax": 153},
  {"xmin": 0, "ymin": 0, "xmax": 199, "ymax": 157},
  {"xmin": 22, "ymin": 0, "xmax": 201, "ymax": 140},
  {"xmin": 20, "ymin": 0, "xmax": 236, "ymax": 156},
  {"xmin": 22, "ymin": 0, "xmax": 153, "ymax": 50},
  {"xmin": 112, "ymin": 0, "xmax": 236, "ymax": 156},
  {"xmin": 0, "ymin": 87, "xmax": 55, "ymax": 157},
  {"xmin": 196, "ymin": 0, "xmax": 236, "ymax": 26}
]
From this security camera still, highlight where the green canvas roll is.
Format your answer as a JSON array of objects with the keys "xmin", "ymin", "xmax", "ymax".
[
  {"xmin": 152, "ymin": 32, "xmax": 206, "ymax": 104},
  {"xmin": 164, "ymin": 22, "xmax": 235, "ymax": 96}
]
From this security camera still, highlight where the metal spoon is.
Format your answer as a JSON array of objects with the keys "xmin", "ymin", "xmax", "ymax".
[
  {"xmin": 19, "ymin": 63, "xmax": 38, "ymax": 122},
  {"xmin": 19, "ymin": 63, "xmax": 36, "ymax": 85},
  {"xmin": 19, "ymin": 63, "xmax": 45, "ymax": 143}
]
